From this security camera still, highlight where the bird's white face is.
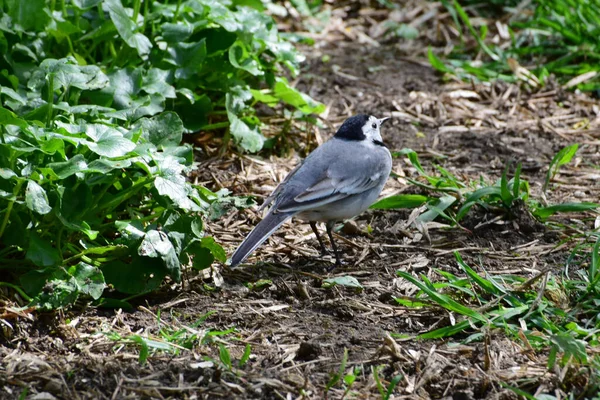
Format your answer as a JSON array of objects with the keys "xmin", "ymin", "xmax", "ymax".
[{"xmin": 361, "ymin": 115, "xmax": 389, "ymax": 143}]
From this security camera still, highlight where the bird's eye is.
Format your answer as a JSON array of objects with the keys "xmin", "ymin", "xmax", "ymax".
[{"xmin": 371, "ymin": 123, "xmax": 377, "ymax": 129}]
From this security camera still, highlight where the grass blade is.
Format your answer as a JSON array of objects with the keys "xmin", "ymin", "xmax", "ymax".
[
  {"xmin": 397, "ymin": 271, "xmax": 487, "ymax": 322},
  {"xmin": 544, "ymin": 144, "xmax": 579, "ymax": 192},
  {"xmin": 370, "ymin": 194, "xmax": 430, "ymax": 210},
  {"xmin": 533, "ymin": 202, "xmax": 598, "ymax": 220}
]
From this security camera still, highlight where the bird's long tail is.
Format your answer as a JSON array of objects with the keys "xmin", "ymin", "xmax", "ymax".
[{"xmin": 229, "ymin": 211, "xmax": 293, "ymax": 267}]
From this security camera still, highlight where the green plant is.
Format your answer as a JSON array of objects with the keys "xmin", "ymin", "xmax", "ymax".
[
  {"xmin": 371, "ymin": 148, "xmax": 598, "ymax": 227},
  {"xmin": 395, "ymin": 250, "xmax": 598, "ymax": 372},
  {"xmin": 0, "ymin": 0, "xmax": 323, "ymax": 309},
  {"xmin": 325, "ymin": 348, "xmax": 348, "ymax": 398},
  {"xmin": 431, "ymin": 0, "xmax": 600, "ymax": 92},
  {"xmin": 372, "ymin": 365, "xmax": 402, "ymax": 400}
]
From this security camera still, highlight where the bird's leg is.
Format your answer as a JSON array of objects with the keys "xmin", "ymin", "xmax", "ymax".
[
  {"xmin": 309, "ymin": 221, "xmax": 328, "ymax": 255},
  {"xmin": 326, "ymin": 221, "xmax": 342, "ymax": 266}
]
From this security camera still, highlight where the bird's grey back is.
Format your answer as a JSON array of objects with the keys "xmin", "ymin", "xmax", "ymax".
[{"xmin": 272, "ymin": 137, "xmax": 391, "ymax": 213}]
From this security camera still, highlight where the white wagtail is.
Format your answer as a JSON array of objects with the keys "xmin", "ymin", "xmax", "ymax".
[{"xmin": 229, "ymin": 114, "xmax": 392, "ymax": 267}]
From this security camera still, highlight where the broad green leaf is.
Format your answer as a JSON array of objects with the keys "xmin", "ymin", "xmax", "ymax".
[
  {"xmin": 5, "ymin": 0, "xmax": 50, "ymax": 31},
  {"xmin": 105, "ymin": 0, "xmax": 152, "ymax": 59},
  {"xmin": 85, "ymin": 124, "xmax": 135, "ymax": 157},
  {"xmin": 40, "ymin": 58, "xmax": 109, "ymax": 90},
  {"xmin": 0, "ymin": 168, "xmax": 17, "ymax": 179},
  {"xmin": 154, "ymin": 156, "xmax": 199, "ymax": 210},
  {"xmin": 229, "ymin": 41, "xmax": 262, "ymax": 76},
  {"xmin": 34, "ymin": 277, "xmax": 80, "ymax": 310},
  {"xmin": 161, "ymin": 21, "xmax": 194, "ymax": 43},
  {"xmin": 166, "ymin": 40, "xmax": 207, "ymax": 80},
  {"xmin": 48, "ymin": 154, "xmax": 88, "ymax": 179},
  {"xmin": 102, "ymin": 258, "xmax": 167, "ymax": 295},
  {"xmin": 138, "ymin": 230, "xmax": 181, "ymax": 281},
  {"xmin": 26, "ymin": 232, "xmax": 61, "ymax": 267},
  {"xmin": 228, "ymin": 115, "xmax": 264, "ymax": 152},
  {"xmin": 86, "ymin": 159, "xmax": 132, "ymax": 174},
  {"xmin": 69, "ymin": 262, "xmax": 105, "ymax": 300},
  {"xmin": 272, "ymin": 78, "xmax": 325, "ymax": 114},
  {"xmin": 200, "ymin": 237, "xmax": 227, "ymax": 263},
  {"xmin": 71, "ymin": 0, "xmax": 103, "ymax": 9},
  {"xmin": 134, "ymin": 112, "xmax": 183, "ymax": 148},
  {"xmin": 25, "ymin": 180, "xmax": 52, "ymax": 215},
  {"xmin": 0, "ymin": 106, "xmax": 29, "ymax": 129},
  {"xmin": 370, "ymin": 194, "xmax": 429, "ymax": 210},
  {"xmin": 142, "ymin": 68, "xmax": 176, "ymax": 99}
]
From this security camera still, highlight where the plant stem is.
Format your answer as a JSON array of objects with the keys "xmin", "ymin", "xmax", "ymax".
[
  {"xmin": 0, "ymin": 180, "xmax": 24, "ymax": 239},
  {"xmin": 0, "ymin": 282, "xmax": 33, "ymax": 302},
  {"xmin": 97, "ymin": 177, "xmax": 154, "ymax": 212},
  {"xmin": 46, "ymin": 73, "xmax": 55, "ymax": 127}
]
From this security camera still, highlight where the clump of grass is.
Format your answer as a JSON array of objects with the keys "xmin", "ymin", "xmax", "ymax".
[
  {"xmin": 371, "ymin": 146, "xmax": 598, "ymax": 229},
  {"xmin": 432, "ymin": 0, "xmax": 600, "ymax": 92}
]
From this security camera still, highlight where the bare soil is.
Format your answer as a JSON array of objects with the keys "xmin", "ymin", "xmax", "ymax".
[{"xmin": 2, "ymin": 4, "xmax": 600, "ymax": 400}]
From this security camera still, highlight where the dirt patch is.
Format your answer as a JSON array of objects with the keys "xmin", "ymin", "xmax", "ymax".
[{"xmin": 3, "ymin": 6, "xmax": 600, "ymax": 400}]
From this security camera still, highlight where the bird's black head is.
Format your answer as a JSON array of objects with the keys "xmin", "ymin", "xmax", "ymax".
[{"xmin": 333, "ymin": 114, "xmax": 370, "ymax": 141}]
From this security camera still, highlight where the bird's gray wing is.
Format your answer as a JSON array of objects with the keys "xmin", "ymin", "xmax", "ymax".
[
  {"xmin": 274, "ymin": 142, "xmax": 388, "ymax": 213},
  {"xmin": 258, "ymin": 162, "xmax": 303, "ymax": 212}
]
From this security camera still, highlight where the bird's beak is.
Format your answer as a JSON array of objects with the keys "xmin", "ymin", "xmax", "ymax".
[{"xmin": 379, "ymin": 117, "xmax": 391, "ymax": 125}]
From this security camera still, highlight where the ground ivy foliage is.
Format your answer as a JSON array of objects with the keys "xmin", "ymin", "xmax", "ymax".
[{"xmin": 0, "ymin": 0, "xmax": 321, "ymax": 308}]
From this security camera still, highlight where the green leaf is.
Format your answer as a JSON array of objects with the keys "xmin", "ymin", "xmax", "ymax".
[
  {"xmin": 142, "ymin": 68, "xmax": 176, "ymax": 99},
  {"xmin": 428, "ymin": 47, "xmax": 450, "ymax": 73},
  {"xmin": 26, "ymin": 232, "xmax": 61, "ymax": 267},
  {"xmin": 48, "ymin": 155, "xmax": 88, "ymax": 179},
  {"xmin": 533, "ymin": 202, "xmax": 598, "ymax": 220},
  {"xmin": 419, "ymin": 319, "xmax": 472, "ymax": 339},
  {"xmin": 0, "ymin": 106, "xmax": 29, "ymax": 129},
  {"xmin": 0, "ymin": 168, "xmax": 17, "ymax": 179},
  {"xmin": 25, "ymin": 180, "xmax": 52, "ymax": 215},
  {"xmin": 370, "ymin": 194, "xmax": 429, "ymax": 209},
  {"xmin": 456, "ymin": 186, "xmax": 501, "ymax": 220},
  {"xmin": 105, "ymin": 0, "xmax": 152, "ymax": 59},
  {"xmin": 166, "ymin": 40, "xmax": 207, "ymax": 80},
  {"xmin": 219, "ymin": 344, "xmax": 232, "ymax": 369},
  {"xmin": 229, "ymin": 41, "xmax": 262, "ymax": 76},
  {"xmin": 201, "ymin": 237, "xmax": 227, "ymax": 263},
  {"xmin": 69, "ymin": 262, "xmax": 105, "ymax": 300},
  {"xmin": 228, "ymin": 113, "xmax": 264, "ymax": 152},
  {"xmin": 138, "ymin": 230, "xmax": 181, "ymax": 281},
  {"xmin": 85, "ymin": 124, "xmax": 135, "ymax": 157},
  {"xmin": 500, "ymin": 164, "xmax": 512, "ymax": 206},
  {"xmin": 322, "ymin": 276, "xmax": 363, "ymax": 289},
  {"xmin": 134, "ymin": 112, "xmax": 183, "ymax": 148},
  {"xmin": 102, "ymin": 258, "xmax": 167, "ymax": 295},
  {"xmin": 5, "ymin": 0, "xmax": 50, "ymax": 31},
  {"xmin": 417, "ymin": 195, "xmax": 456, "ymax": 223},
  {"xmin": 549, "ymin": 333, "xmax": 587, "ymax": 366},
  {"xmin": 272, "ymin": 78, "xmax": 325, "ymax": 114},
  {"xmin": 40, "ymin": 58, "xmax": 109, "ymax": 90},
  {"xmin": 397, "ymin": 271, "xmax": 487, "ymax": 322},
  {"xmin": 34, "ymin": 277, "xmax": 80, "ymax": 310},
  {"xmin": 544, "ymin": 144, "xmax": 578, "ymax": 192},
  {"xmin": 154, "ymin": 156, "xmax": 199, "ymax": 211},
  {"xmin": 239, "ymin": 344, "xmax": 252, "ymax": 368}
]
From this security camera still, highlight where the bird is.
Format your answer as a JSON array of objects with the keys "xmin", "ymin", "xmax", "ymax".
[{"xmin": 229, "ymin": 114, "xmax": 392, "ymax": 268}]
